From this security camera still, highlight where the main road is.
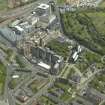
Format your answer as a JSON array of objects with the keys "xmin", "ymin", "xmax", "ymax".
[
  {"xmin": 0, "ymin": 0, "xmax": 49, "ymax": 27},
  {"xmin": 24, "ymin": 75, "xmax": 56, "ymax": 105}
]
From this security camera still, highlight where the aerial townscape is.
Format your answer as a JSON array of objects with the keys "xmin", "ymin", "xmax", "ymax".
[{"xmin": 0, "ymin": 0, "xmax": 105, "ymax": 105}]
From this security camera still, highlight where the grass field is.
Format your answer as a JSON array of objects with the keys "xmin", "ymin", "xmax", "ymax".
[
  {"xmin": 90, "ymin": 73, "xmax": 105, "ymax": 94},
  {"xmin": 29, "ymin": 77, "xmax": 49, "ymax": 93},
  {"xmin": 0, "ymin": 0, "xmax": 8, "ymax": 11},
  {"xmin": 99, "ymin": 0, "xmax": 105, "ymax": 8},
  {"xmin": 39, "ymin": 96, "xmax": 56, "ymax": 105},
  {"xmin": 86, "ymin": 12, "xmax": 105, "ymax": 35},
  {"xmin": 61, "ymin": 10, "xmax": 105, "ymax": 56},
  {"xmin": 57, "ymin": 0, "xmax": 65, "ymax": 4},
  {"xmin": 47, "ymin": 40, "xmax": 69, "ymax": 60},
  {"xmin": 0, "ymin": 63, "xmax": 6, "ymax": 95}
]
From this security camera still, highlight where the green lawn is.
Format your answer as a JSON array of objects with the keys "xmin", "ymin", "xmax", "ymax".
[
  {"xmin": 9, "ymin": 78, "xmax": 19, "ymax": 89},
  {"xmin": 15, "ymin": 55, "xmax": 26, "ymax": 68},
  {"xmin": 57, "ymin": 0, "xmax": 65, "ymax": 4},
  {"xmin": 0, "ymin": 0, "xmax": 8, "ymax": 11},
  {"xmin": 47, "ymin": 40, "xmax": 69, "ymax": 60},
  {"xmin": 60, "ymin": 91, "xmax": 72, "ymax": 101},
  {"xmin": 102, "ymin": 102, "xmax": 105, "ymax": 105},
  {"xmin": 75, "ymin": 49, "xmax": 102, "ymax": 73},
  {"xmin": 55, "ymin": 82, "xmax": 70, "ymax": 90},
  {"xmin": 0, "ymin": 63, "xmax": 6, "ymax": 95},
  {"xmin": 48, "ymin": 82, "xmax": 73, "ymax": 102},
  {"xmin": 9, "ymin": 76, "xmax": 22, "ymax": 89},
  {"xmin": 39, "ymin": 96, "xmax": 56, "ymax": 105},
  {"xmin": 29, "ymin": 77, "xmax": 49, "ymax": 93},
  {"xmin": 89, "ymin": 74, "xmax": 105, "ymax": 94},
  {"xmin": 99, "ymin": 0, "xmax": 105, "ymax": 8},
  {"xmin": 62, "ymin": 66, "xmax": 75, "ymax": 79},
  {"xmin": 86, "ymin": 12, "xmax": 105, "ymax": 35}
]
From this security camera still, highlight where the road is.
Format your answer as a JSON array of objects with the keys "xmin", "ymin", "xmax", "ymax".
[
  {"xmin": 51, "ymin": 0, "xmax": 64, "ymax": 33},
  {"xmin": 0, "ymin": 100, "xmax": 9, "ymax": 105},
  {"xmin": 77, "ymin": 67, "xmax": 105, "ymax": 92},
  {"xmin": 4, "ymin": 65, "xmax": 16, "ymax": 105},
  {"xmin": 0, "ymin": 0, "xmax": 49, "ymax": 27},
  {"xmin": 2, "ymin": 0, "xmax": 104, "ymax": 105},
  {"xmin": 5, "ymin": 57, "xmax": 49, "ymax": 105},
  {"xmin": 8, "ymin": 90, "xmax": 16, "ymax": 105},
  {"xmin": 25, "ymin": 75, "xmax": 56, "ymax": 105}
]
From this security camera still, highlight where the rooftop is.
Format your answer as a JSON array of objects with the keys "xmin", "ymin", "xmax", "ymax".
[{"xmin": 37, "ymin": 3, "xmax": 49, "ymax": 10}]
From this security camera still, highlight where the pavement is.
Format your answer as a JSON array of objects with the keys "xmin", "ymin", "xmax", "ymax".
[{"xmin": 0, "ymin": 100, "xmax": 9, "ymax": 105}]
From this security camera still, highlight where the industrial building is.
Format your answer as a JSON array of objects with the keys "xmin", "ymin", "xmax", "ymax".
[{"xmin": 33, "ymin": 3, "xmax": 57, "ymax": 29}]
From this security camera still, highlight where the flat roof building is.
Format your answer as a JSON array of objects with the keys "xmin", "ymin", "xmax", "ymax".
[
  {"xmin": 38, "ymin": 61, "xmax": 51, "ymax": 70},
  {"xmin": 37, "ymin": 4, "xmax": 49, "ymax": 10}
]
